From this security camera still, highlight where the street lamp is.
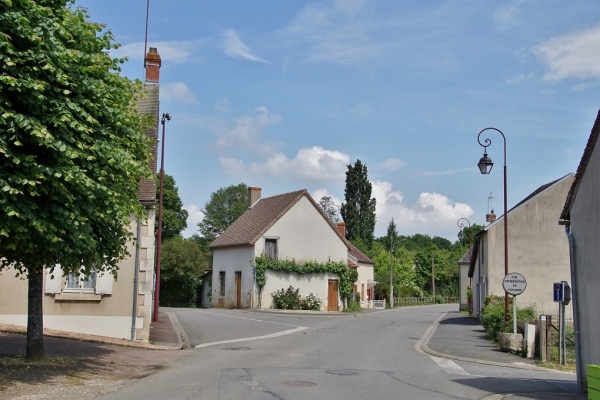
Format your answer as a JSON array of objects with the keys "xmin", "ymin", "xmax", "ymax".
[
  {"xmin": 457, "ymin": 218, "xmax": 471, "ymax": 242},
  {"xmin": 153, "ymin": 112, "xmax": 171, "ymax": 322},
  {"xmin": 477, "ymin": 127, "xmax": 509, "ymax": 327}
]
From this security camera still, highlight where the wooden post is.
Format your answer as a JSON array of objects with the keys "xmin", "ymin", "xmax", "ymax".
[{"xmin": 539, "ymin": 315, "xmax": 547, "ymax": 362}]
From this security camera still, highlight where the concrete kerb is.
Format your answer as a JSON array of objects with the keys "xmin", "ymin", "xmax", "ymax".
[
  {"xmin": 0, "ymin": 321, "xmax": 184, "ymax": 351},
  {"xmin": 167, "ymin": 311, "xmax": 190, "ymax": 349},
  {"xmin": 417, "ymin": 311, "xmax": 551, "ymax": 372}
]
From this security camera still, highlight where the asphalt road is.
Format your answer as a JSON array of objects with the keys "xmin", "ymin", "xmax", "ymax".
[{"xmin": 96, "ymin": 305, "xmax": 579, "ymax": 400}]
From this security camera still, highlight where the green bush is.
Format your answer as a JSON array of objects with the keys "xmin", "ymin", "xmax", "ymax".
[
  {"xmin": 300, "ymin": 293, "xmax": 322, "ymax": 311},
  {"xmin": 481, "ymin": 295, "xmax": 537, "ymax": 341},
  {"xmin": 344, "ymin": 299, "xmax": 362, "ymax": 312},
  {"xmin": 272, "ymin": 286, "xmax": 301, "ymax": 310}
]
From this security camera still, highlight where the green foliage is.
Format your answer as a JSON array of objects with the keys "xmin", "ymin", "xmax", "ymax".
[
  {"xmin": 344, "ymin": 299, "xmax": 362, "ymax": 312},
  {"xmin": 0, "ymin": 0, "xmax": 151, "ymax": 277},
  {"xmin": 255, "ymin": 256, "xmax": 358, "ymax": 307},
  {"xmin": 156, "ymin": 174, "xmax": 188, "ymax": 241},
  {"xmin": 480, "ymin": 295, "xmax": 537, "ymax": 340},
  {"xmin": 340, "ymin": 160, "xmax": 376, "ymax": 248},
  {"xmin": 271, "ymin": 286, "xmax": 300, "ymax": 310},
  {"xmin": 159, "ymin": 237, "xmax": 207, "ymax": 307},
  {"xmin": 0, "ymin": 0, "xmax": 152, "ymax": 359},
  {"xmin": 300, "ymin": 293, "xmax": 322, "ymax": 311},
  {"xmin": 318, "ymin": 196, "xmax": 340, "ymax": 223},
  {"xmin": 198, "ymin": 183, "xmax": 248, "ymax": 240}
]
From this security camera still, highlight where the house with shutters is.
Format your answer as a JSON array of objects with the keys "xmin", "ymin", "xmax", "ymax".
[
  {"xmin": 559, "ymin": 109, "xmax": 600, "ymax": 392},
  {"xmin": 209, "ymin": 187, "xmax": 374, "ymax": 311},
  {"xmin": 469, "ymin": 173, "xmax": 574, "ymax": 320},
  {"xmin": 0, "ymin": 48, "xmax": 162, "ymax": 341}
]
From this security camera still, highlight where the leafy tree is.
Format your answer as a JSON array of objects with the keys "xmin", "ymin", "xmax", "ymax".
[
  {"xmin": 318, "ymin": 196, "xmax": 340, "ymax": 223},
  {"xmin": 198, "ymin": 183, "xmax": 248, "ymax": 240},
  {"xmin": 159, "ymin": 237, "xmax": 207, "ymax": 307},
  {"xmin": 156, "ymin": 173, "xmax": 188, "ymax": 241},
  {"xmin": 340, "ymin": 160, "xmax": 376, "ymax": 248},
  {"xmin": 0, "ymin": 0, "xmax": 151, "ymax": 359}
]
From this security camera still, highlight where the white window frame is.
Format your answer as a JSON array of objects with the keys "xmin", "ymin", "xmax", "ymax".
[{"xmin": 45, "ymin": 265, "xmax": 113, "ymax": 296}]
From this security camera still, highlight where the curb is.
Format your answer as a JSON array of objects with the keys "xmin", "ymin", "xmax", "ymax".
[
  {"xmin": 0, "ymin": 323, "xmax": 183, "ymax": 351},
  {"xmin": 417, "ymin": 312, "xmax": 550, "ymax": 372}
]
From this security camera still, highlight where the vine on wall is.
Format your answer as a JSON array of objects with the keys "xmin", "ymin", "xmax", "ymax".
[{"xmin": 254, "ymin": 256, "xmax": 358, "ymax": 306}]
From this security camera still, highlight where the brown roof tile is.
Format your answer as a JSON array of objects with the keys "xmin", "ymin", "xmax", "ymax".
[
  {"xmin": 209, "ymin": 189, "xmax": 308, "ymax": 249},
  {"xmin": 560, "ymin": 109, "xmax": 600, "ymax": 220}
]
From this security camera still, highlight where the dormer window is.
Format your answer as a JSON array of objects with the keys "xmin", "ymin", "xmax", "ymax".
[{"xmin": 265, "ymin": 238, "xmax": 278, "ymax": 260}]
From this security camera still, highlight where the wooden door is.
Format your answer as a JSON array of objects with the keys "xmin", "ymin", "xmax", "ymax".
[
  {"xmin": 235, "ymin": 271, "xmax": 242, "ymax": 308},
  {"xmin": 327, "ymin": 279, "xmax": 339, "ymax": 311}
]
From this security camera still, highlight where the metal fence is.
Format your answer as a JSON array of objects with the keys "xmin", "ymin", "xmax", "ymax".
[{"xmin": 394, "ymin": 297, "xmax": 458, "ymax": 307}]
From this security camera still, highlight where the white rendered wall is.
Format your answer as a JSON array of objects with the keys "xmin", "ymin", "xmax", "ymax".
[
  {"xmin": 211, "ymin": 246, "xmax": 255, "ymax": 308},
  {"xmin": 261, "ymin": 271, "xmax": 339, "ymax": 311}
]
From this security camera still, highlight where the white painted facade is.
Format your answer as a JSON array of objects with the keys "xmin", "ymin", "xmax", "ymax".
[
  {"xmin": 211, "ymin": 195, "xmax": 349, "ymax": 310},
  {"xmin": 0, "ymin": 212, "xmax": 155, "ymax": 341},
  {"xmin": 471, "ymin": 175, "xmax": 574, "ymax": 320}
]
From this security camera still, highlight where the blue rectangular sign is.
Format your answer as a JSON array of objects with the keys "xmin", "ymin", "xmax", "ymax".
[{"xmin": 553, "ymin": 282, "xmax": 564, "ymax": 302}]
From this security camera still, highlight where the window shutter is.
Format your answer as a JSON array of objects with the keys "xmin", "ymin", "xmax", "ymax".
[
  {"xmin": 95, "ymin": 270, "xmax": 114, "ymax": 294},
  {"xmin": 45, "ymin": 266, "xmax": 62, "ymax": 294}
]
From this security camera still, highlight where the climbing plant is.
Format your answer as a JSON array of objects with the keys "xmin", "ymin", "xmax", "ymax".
[{"xmin": 254, "ymin": 256, "xmax": 358, "ymax": 308}]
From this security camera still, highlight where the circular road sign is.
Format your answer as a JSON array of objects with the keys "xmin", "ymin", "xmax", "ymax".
[{"xmin": 503, "ymin": 272, "xmax": 527, "ymax": 296}]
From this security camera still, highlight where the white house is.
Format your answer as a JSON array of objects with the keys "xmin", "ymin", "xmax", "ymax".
[
  {"xmin": 209, "ymin": 188, "xmax": 374, "ymax": 311},
  {"xmin": 469, "ymin": 174, "xmax": 574, "ymax": 320},
  {"xmin": 559, "ymin": 109, "xmax": 600, "ymax": 392},
  {"xmin": 0, "ymin": 48, "xmax": 162, "ymax": 341}
]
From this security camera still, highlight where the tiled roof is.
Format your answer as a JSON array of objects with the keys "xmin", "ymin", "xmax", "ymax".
[
  {"xmin": 209, "ymin": 189, "xmax": 309, "ymax": 249},
  {"xmin": 484, "ymin": 173, "xmax": 574, "ymax": 231},
  {"xmin": 136, "ymin": 83, "xmax": 159, "ymax": 203},
  {"xmin": 346, "ymin": 240, "xmax": 374, "ymax": 265},
  {"xmin": 560, "ymin": 109, "xmax": 600, "ymax": 220}
]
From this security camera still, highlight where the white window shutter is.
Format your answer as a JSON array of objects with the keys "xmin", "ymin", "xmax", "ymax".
[
  {"xmin": 95, "ymin": 270, "xmax": 113, "ymax": 294},
  {"xmin": 45, "ymin": 266, "xmax": 62, "ymax": 294}
]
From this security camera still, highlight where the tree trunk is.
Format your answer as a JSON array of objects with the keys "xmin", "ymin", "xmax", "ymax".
[{"xmin": 26, "ymin": 266, "xmax": 44, "ymax": 360}]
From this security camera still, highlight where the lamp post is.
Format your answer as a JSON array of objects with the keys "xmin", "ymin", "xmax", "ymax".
[
  {"xmin": 457, "ymin": 218, "xmax": 471, "ymax": 242},
  {"xmin": 153, "ymin": 112, "xmax": 171, "ymax": 322},
  {"xmin": 477, "ymin": 127, "xmax": 509, "ymax": 327}
]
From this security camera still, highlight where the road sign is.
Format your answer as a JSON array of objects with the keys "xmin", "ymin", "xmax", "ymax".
[
  {"xmin": 502, "ymin": 272, "xmax": 527, "ymax": 296},
  {"xmin": 553, "ymin": 282, "xmax": 565, "ymax": 302}
]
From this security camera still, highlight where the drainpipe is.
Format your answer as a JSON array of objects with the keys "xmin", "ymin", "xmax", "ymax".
[
  {"xmin": 131, "ymin": 216, "xmax": 142, "ymax": 341},
  {"xmin": 561, "ymin": 221, "xmax": 584, "ymax": 393}
]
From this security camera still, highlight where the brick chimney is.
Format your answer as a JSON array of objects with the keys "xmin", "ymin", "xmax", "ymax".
[
  {"xmin": 145, "ymin": 47, "xmax": 161, "ymax": 83},
  {"xmin": 337, "ymin": 222, "xmax": 346, "ymax": 238},
  {"xmin": 486, "ymin": 209, "xmax": 496, "ymax": 223},
  {"xmin": 248, "ymin": 187, "xmax": 262, "ymax": 208}
]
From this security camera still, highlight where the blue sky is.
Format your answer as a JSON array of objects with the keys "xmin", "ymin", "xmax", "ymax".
[{"xmin": 78, "ymin": 0, "xmax": 600, "ymax": 241}]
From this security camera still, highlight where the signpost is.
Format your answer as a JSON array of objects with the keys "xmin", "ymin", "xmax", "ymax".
[
  {"xmin": 502, "ymin": 272, "xmax": 527, "ymax": 334},
  {"xmin": 554, "ymin": 281, "xmax": 571, "ymax": 364}
]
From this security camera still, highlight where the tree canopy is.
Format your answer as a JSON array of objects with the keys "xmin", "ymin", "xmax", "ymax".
[
  {"xmin": 198, "ymin": 183, "xmax": 248, "ymax": 240},
  {"xmin": 318, "ymin": 196, "xmax": 340, "ymax": 223},
  {"xmin": 0, "ymin": 0, "xmax": 151, "ymax": 359},
  {"xmin": 156, "ymin": 173, "xmax": 188, "ymax": 241},
  {"xmin": 340, "ymin": 160, "xmax": 376, "ymax": 248}
]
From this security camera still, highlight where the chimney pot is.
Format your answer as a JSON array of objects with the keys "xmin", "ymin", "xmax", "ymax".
[
  {"xmin": 145, "ymin": 47, "xmax": 161, "ymax": 83},
  {"xmin": 248, "ymin": 187, "xmax": 262, "ymax": 208}
]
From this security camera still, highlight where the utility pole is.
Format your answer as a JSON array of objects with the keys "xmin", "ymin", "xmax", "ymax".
[{"xmin": 431, "ymin": 252, "xmax": 435, "ymax": 297}]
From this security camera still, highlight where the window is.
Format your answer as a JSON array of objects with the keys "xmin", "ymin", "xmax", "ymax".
[
  {"xmin": 265, "ymin": 238, "xmax": 278, "ymax": 260},
  {"xmin": 66, "ymin": 270, "xmax": 96, "ymax": 291},
  {"xmin": 44, "ymin": 265, "xmax": 113, "ymax": 296},
  {"xmin": 219, "ymin": 271, "xmax": 226, "ymax": 296}
]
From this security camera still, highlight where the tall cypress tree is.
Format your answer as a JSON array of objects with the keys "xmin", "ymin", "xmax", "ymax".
[{"xmin": 340, "ymin": 160, "xmax": 377, "ymax": 247}]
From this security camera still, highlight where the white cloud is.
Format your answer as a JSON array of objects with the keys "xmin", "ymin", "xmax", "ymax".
[
  {"xmin": 114, "ymin": 40, "xmax": 206, "ymax": 65},
  {"xmin": 161, "ymin": 82, "xmax": 197, "ymax": 104},
  {"xmin": 181, "ymin": 203, "xmax": 205, "ymax": 238},
  {"xmin": 311, "ymin": 188, "xmax": 343, "ymax": 208},
  {"xmin": 371, "ymin": 180, "xmax": 474, "ymax": 240},
  {"xmin": 380, "ymin": 158, "xmax": 407, "ymax": 171},
  {"xmin": 219, "ymin": 146, "xmax": 349, "ymax": 184},
  {"xmin": 215, "ymin": 106, "xmax": 281, "ymax": 151},
  {"xmin": 220, "ymin": 29, "xmax": 270, "ymax": 63},
  {"xmin": 533, "ymin": 24, "xmax": 600, "ymax": 81},
  {"xmin": 215, "ymin": 97, "xmax": 231, "ymax": 112}
]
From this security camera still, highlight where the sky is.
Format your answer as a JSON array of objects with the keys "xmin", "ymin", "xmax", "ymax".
[{"xmin": 77, "ymin": 0, "xmax": 600, "ymax": 241}]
